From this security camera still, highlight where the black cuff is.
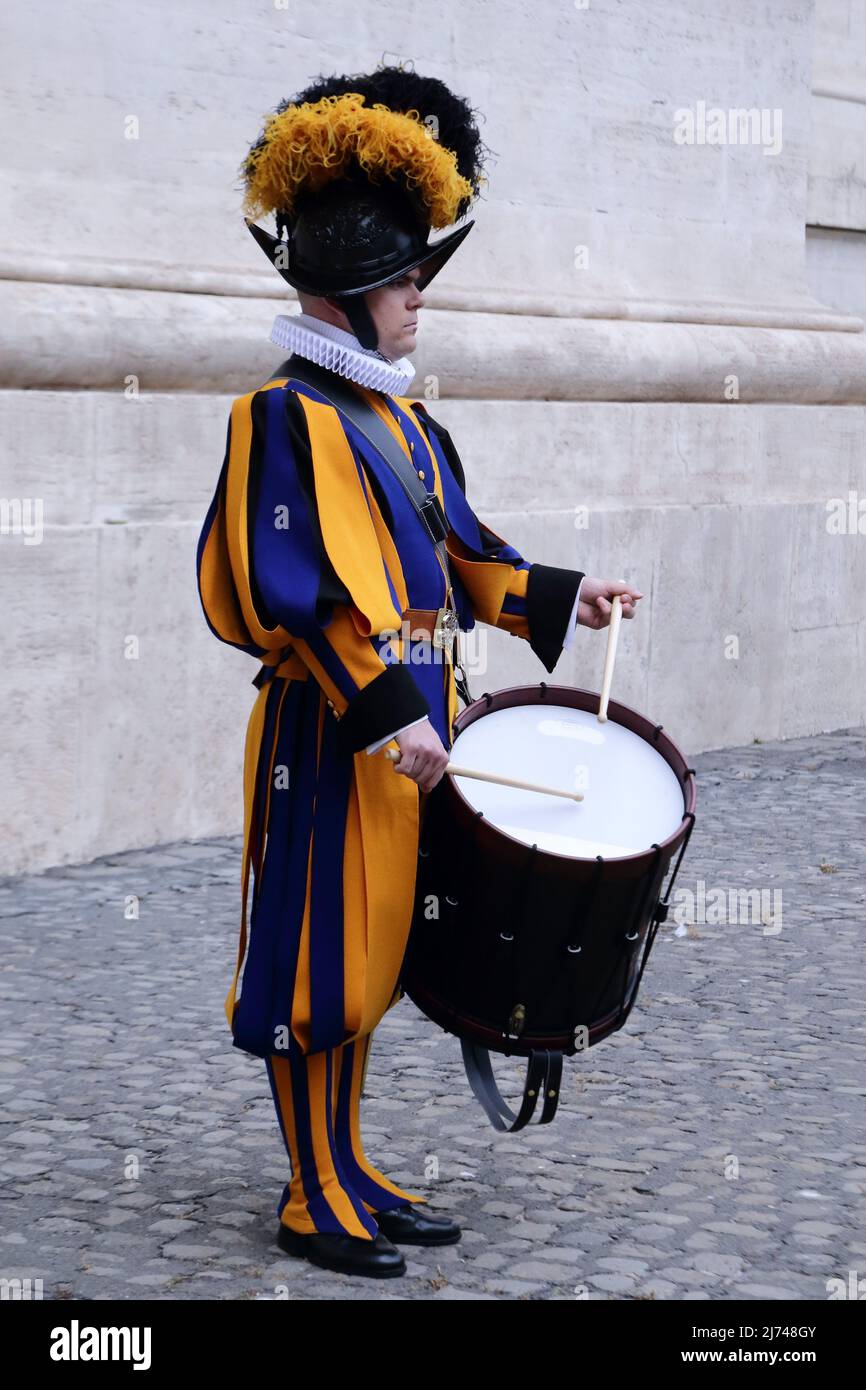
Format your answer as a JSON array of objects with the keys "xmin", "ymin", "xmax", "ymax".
[
  {"xmin": 525, "ymin": 563, "xmax": 585, "ymax": 674},
  {"xmin": 335, "ymin": 662, "xmax": 432, "ymax": 757}
]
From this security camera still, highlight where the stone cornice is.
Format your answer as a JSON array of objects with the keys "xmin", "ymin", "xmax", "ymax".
[
  {"xmin": 1, "ymin": 277, "xmax": 864, "ymax": 402},
  {"xmin": 1, "ymin": 254, "xmax": 861, "ymax": 333}
]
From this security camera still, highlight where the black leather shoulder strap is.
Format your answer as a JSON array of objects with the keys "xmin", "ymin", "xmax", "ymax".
[
  {"xmin": 266, "ymin": 356, "xmax": 451, "ymax": 558},
  {"xmin": 264, "ymin": 354, "xmax": 473, "ymax": 707}
]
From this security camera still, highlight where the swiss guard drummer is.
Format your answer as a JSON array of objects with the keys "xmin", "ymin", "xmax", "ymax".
[{"xmin": 195, "ymin": 63, "xmax": 644, "ymax": 1279}]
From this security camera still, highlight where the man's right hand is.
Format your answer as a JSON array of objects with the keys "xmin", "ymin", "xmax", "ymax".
[{"xmin": 390, "ymin": 719, "xmax": 450, "ymax": 793}]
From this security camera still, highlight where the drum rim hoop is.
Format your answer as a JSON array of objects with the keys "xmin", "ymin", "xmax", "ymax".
[
  {"xmin": 403, "ymin": 976, "xmax": 635, "ymax": 1055},
  {"xmin": 447, "ymin": 682, "xmax": 697, "ymax": 871}
]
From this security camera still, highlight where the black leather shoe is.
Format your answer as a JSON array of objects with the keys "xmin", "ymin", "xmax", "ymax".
[
  {"xmin": 373, "ymin": 1203, "xmax": 461, "ymax": 1246},
  {"xmin": 277, "ymin": 1223, "xmax": 406, "ymax": 1277}
]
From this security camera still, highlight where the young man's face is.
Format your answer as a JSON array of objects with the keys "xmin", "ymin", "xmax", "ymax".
[{"xmin": 327, "ymin": 267, "xmax": 424, "ymax": 360}]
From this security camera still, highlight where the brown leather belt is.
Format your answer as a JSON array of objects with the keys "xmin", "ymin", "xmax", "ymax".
[
  {"xmin": 401, "ymin": 606, "xmax": 459, "ymax": 649},
  {"xmin": 252, "ymin": 606, "xmax": 460, "ymax": 691}
]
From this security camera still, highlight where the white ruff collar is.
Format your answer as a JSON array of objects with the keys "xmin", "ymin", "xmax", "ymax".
[{"xmin": 270, "ymin": 312, "xmax": 416, "ymax": 394}]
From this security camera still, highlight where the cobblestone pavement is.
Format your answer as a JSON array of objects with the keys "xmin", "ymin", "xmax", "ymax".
[{"xmin": 1, "ymin": 727, "xmax": 864, "ymax": 1302}]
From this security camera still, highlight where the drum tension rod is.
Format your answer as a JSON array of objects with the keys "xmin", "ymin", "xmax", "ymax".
[
  {"xmin": 566, "ymin": 854, "xmax": 604, "ymax": 957},
  {"xmin": 642, "ymin": 810, "xmax": 697, "ymax": 932},
  {"xmin": 610, "ymin": 843, "xmax": 664, "ymax": 1028},
  {"xmin": 446, "ymin": 807, "xmax": 484, "ymax": 910},
  {"xmin": 662, "ymin": 811, "xmax": 696, "ymax": 908},
  {"xmin": 498, "ymin": 843, "xmax": 537, "ymax": 973}
]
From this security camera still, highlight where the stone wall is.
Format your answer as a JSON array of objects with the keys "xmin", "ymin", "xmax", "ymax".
[{"xmin": 2, "ymin": 0, "xmax": 864, "ymax": 871}]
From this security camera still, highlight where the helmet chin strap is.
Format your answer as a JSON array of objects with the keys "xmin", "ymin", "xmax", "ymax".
[{"xmin": 332, "ymin": 291, "xmax": 393, "ymax": 360}]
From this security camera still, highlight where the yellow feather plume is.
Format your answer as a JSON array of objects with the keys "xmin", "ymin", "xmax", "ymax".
[{"xmin": 242, "ymin": 92, "xmax": 475, "ymax": 229}]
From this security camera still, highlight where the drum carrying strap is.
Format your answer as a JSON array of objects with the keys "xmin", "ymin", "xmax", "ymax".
[
  {"xmin": 460, "ymin": 1040, "xmax": 564, "ymax": 1132},
  {"xmin": 267, "ymin": 356, "xmax": 473, "ymax": 705}
]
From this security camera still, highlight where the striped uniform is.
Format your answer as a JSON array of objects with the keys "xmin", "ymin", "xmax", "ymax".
[{"xmin": 196, "ymin": 362, "xmax": 583, "ymax": 1236}]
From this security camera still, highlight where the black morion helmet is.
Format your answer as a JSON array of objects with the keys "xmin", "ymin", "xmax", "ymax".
[{"xmin": 240, "ymin": 65, "xmax": 491, "ymax": 351}]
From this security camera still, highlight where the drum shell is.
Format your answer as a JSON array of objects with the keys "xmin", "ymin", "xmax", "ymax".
[{"xmin": 401, "ymin": 685, "xmax": 695, "ymax": 1058}]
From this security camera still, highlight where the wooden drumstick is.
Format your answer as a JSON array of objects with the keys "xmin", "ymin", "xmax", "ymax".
[
  {"xmin": 597, "ymin": 592, "xmax": 623, "ymax": 723},
  {"xmin": 383, "ymin": 749, "xmax": 584, "ymax": 802}
]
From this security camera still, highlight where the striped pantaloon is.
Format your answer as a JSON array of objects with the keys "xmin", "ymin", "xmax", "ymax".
[{"xmin": 265, "ymin": 1029, "xmax": 427, "ymax": 1239}]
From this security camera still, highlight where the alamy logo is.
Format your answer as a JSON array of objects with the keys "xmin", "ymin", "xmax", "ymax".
[
  {"xmin": 672, "ymin": 878, "xmax": 782, "ymax": 935},
  {"xmin": 826, "ymin": 1270, "xmax": 866, "ymax": 1300},
  {"xmin": 1, "ymin": 1277, "xmax": 43, "ymax": 1299},
  {"xmin": 49, "ymin": 1320, "xmax": 152, "ymax": 1370},
  {"xmin": 673, "ymin": 101, "xmax": 783, "ymax": 155},
  {"xmin": 0, "ymin": 497, "xmax": 44, "ymax": 544}
]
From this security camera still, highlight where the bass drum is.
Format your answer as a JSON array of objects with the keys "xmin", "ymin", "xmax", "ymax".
[{"xmin": 400, "ymin": 683, "xmax": 697, "ymax": 1131}]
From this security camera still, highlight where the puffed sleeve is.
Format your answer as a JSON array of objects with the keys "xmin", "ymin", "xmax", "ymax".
[
  {"xmin": 201, "ymin": 382, "xmax": 432, "ymax": 756},
  {"xmin": 408, "ymin": 402, "xmax": 585, "ymax": 674}
]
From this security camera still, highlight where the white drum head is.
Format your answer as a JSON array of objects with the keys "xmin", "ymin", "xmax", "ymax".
[{"xmin": 451, "ymin": 702, "xmax": 685, "ymax": 860}]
